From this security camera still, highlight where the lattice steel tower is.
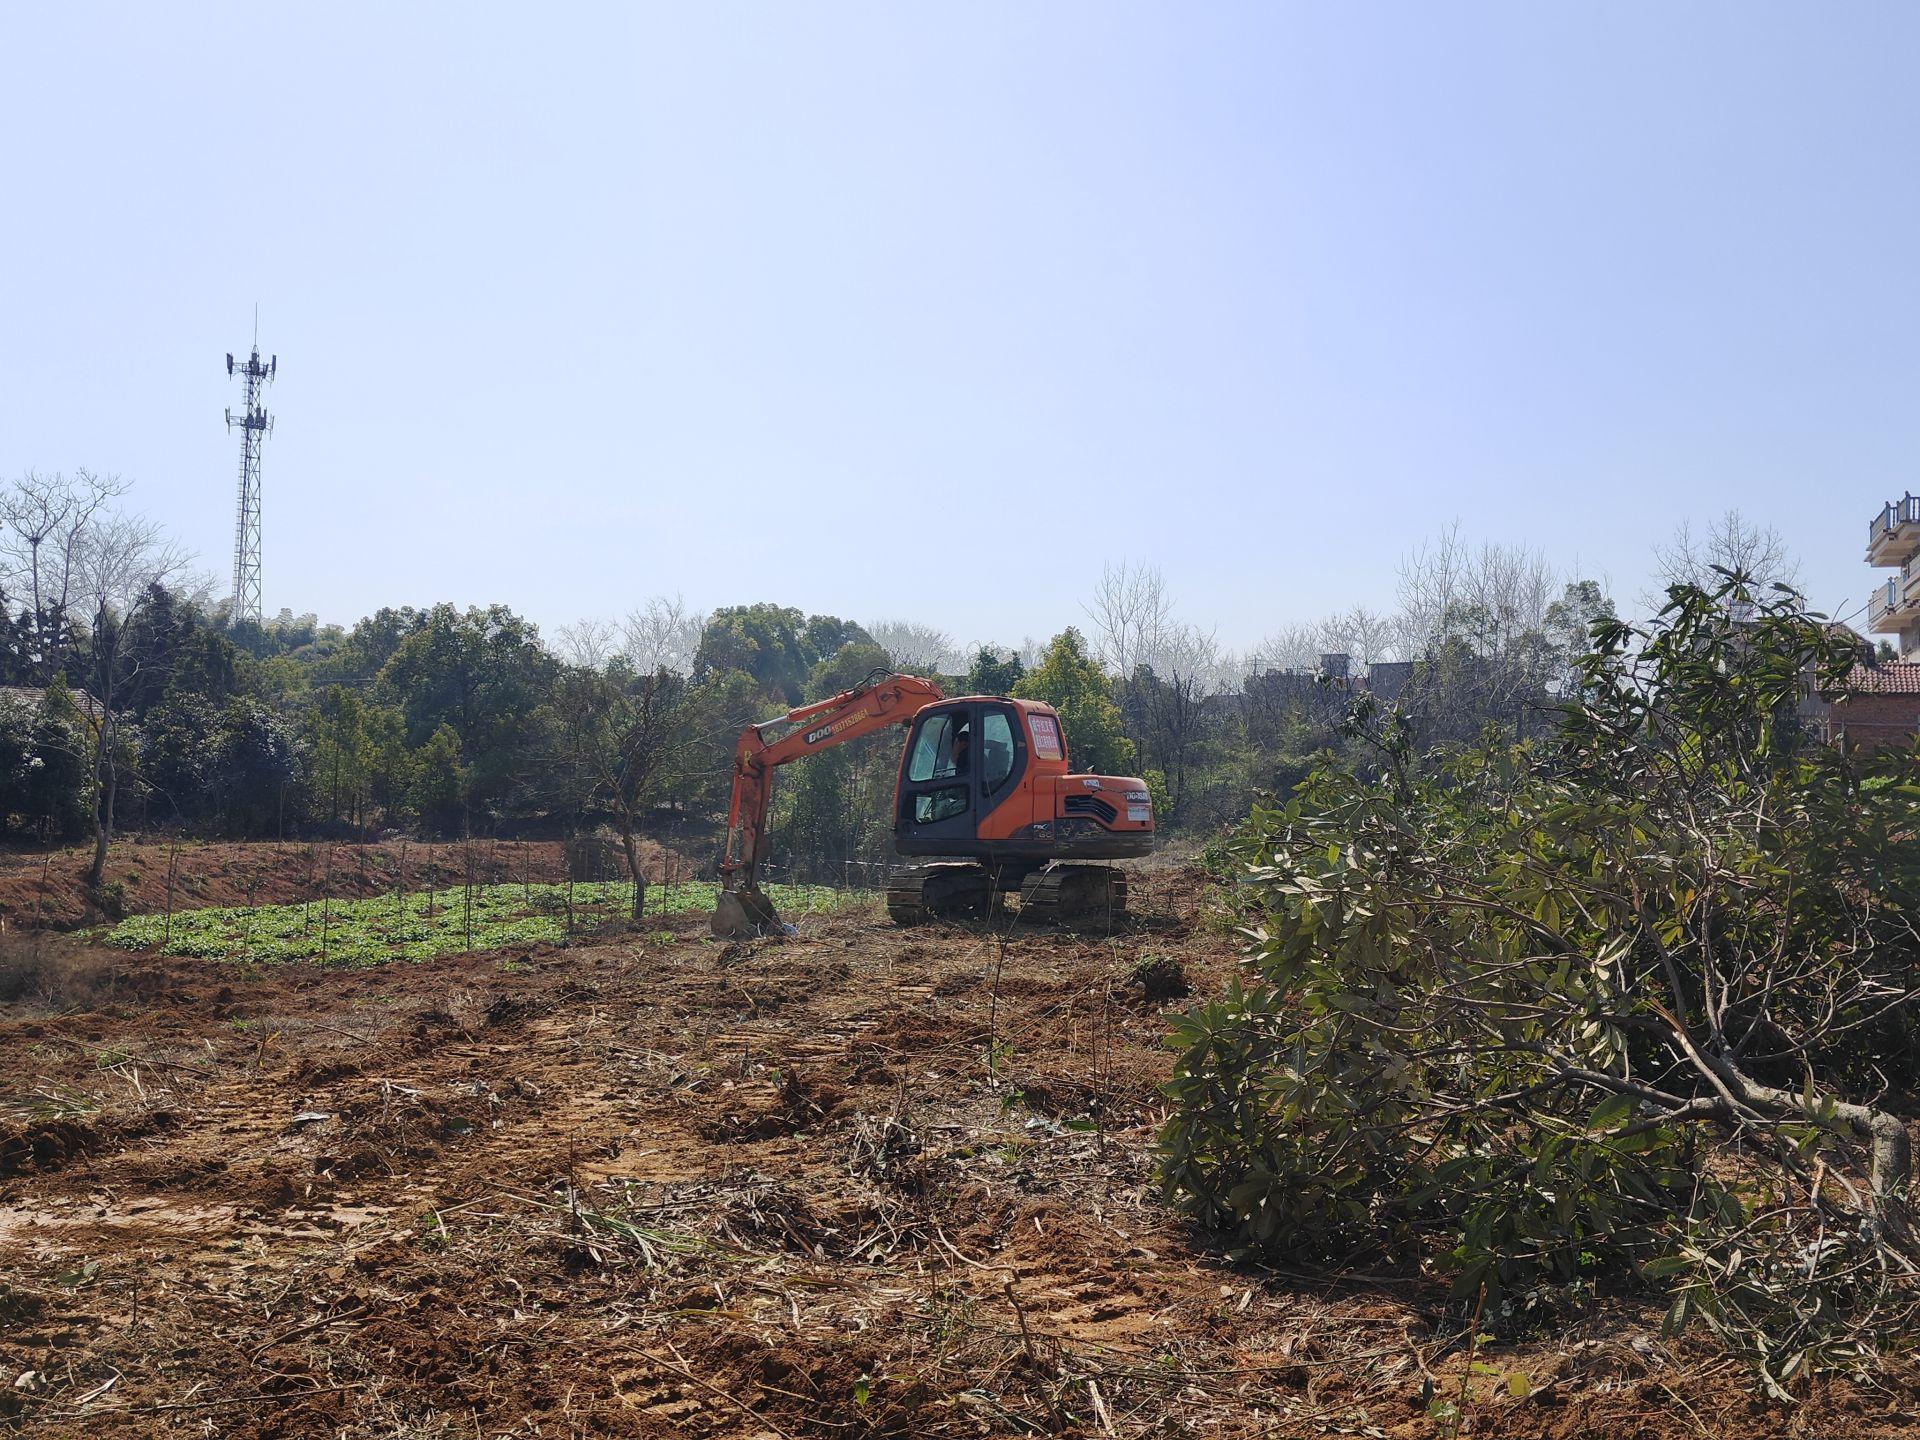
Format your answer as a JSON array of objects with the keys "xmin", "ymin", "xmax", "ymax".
[{"xmin": 224, "ymin": 336, "xmax": 276, "ymax": 627}]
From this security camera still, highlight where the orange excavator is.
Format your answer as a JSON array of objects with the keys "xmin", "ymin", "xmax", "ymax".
[{"xmin": 711, "ymin": 671, "xmax": 1154, "ymax": 938}]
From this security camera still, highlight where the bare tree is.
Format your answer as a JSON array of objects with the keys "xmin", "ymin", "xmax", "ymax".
[
  {"xmin": 1392, "ymin": 526, "xmax": 1563, "ymax": 743},
  {"xmin": 73, "ymin": 511, "xmax": 190, "ymax": 885},
  {"xmin": 1396, "ymin": 524, "xmax": 1555, "ymax": 657},
  {"xmin": 1137, "ymin": 620, "xmax": 1224, "ymax": 808},
  {"xmin": 1654, "ymin": 508, "xmax": 1801, "ymax": 596},
  {"xmin": 547, "ymin": 664, "xmax": 700, "ymax": 918},
  {"xmin": 1248, "ymin": 622, "xmax": 1324, "ymax": 676},
  {"xmin": 1317, "ymin": 606, "xmax": 1397, "ymax": 669},
  {"xmin": 174, "ymin": 570, "xmax": 225, "ymax": 615},
  {"xmin": 619, "ymin": 594, "xmax": 705, "ymax": 676},
  {"xmin": 560, "ymin": 596, "xmax": 706, "ymax": 677},
  {"xmin": 1085, "ymin": 560, "xmax": 1171, "ymax": 680},
  {"xmin": 0, "ymin": 470, "xmax": 128, "ymax": 681},
  {"xmin": 556, "ymin": 618, "xmax": 617, "ymax": 669},
  {"xmin": 866, "ymin": 618, "xmax": 958, "ymax": 674}
]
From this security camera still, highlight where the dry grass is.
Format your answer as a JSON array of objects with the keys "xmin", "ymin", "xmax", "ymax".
[{"xmin": 0, "ymin": 930, "xmax": 124, "ymax": 1009}]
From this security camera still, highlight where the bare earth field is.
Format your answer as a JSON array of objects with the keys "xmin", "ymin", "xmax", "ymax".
[{"xmin": 1, "ymin": 864, "xmax": 1914, "ymax": 1438}]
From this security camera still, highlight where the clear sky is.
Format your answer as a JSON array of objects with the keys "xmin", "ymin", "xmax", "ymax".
[{"xmin": 4, "ymin": 3, "xmax": 1917, "ymax": 654}]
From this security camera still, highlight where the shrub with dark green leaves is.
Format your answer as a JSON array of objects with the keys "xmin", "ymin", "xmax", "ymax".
[{"xmin": 1158, "ymin": 576, "xmax": 1920, "ymax": 1393}]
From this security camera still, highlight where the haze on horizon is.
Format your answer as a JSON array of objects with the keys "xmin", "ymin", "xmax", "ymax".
[{"xmin": 5, "ymin": 3, "xmax": 1919, "ymax": 656}]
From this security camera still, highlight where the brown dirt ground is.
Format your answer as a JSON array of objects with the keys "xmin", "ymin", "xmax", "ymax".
[
  {"xmin": 0, "ymin": 838, "xmax": 695, "ymax": 930},
  {"xmin": 0, "ymin": 865, "xmax": 1915, "ymax": 1438}
]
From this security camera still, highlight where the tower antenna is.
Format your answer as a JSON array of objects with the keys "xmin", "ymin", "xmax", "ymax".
[{"xmin": 223, "ymin": 326, "xmax": 276, "ymax": 628}]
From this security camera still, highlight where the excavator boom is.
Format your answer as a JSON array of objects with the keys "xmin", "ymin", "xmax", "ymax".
[{"xmin": 713, "ymin": 672, "xmax": 945, "ymax": 936}]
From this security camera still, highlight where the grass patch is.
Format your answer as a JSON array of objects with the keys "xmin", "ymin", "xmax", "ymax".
[{"xmin": 104, "ymin": 881, "xmax": 861, "ymax": 968}]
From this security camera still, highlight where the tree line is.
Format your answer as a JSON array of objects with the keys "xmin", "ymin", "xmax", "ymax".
[{"xmin": 0, "ymin": 470, "xmax": 1810, "ymax": 899}]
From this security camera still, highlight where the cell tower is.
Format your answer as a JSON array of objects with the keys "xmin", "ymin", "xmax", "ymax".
[{"xmin": 224, "ymin": 330, "xmax": 276, "ymax": 627}]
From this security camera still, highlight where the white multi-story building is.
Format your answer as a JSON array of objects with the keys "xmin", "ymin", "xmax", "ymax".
[{"xmin": 1865, "ymin": 494, "xmax": 1920, "ymax": 656}]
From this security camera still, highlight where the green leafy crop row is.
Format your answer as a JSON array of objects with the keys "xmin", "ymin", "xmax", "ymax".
[{"xmin": 105, "ymin": 881, "xmax": 860, "ymax": 968}]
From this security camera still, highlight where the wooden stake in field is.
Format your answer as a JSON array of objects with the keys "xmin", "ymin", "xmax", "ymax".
[
  {"xmin": 163, "ymin": 838, "xmax": 179, "ymax": 946},
  {"xmin": 303, "ymin": 843, "xmax": 317, "ymax": 934},
  {"xmin": 320, "ymin": 845, "xmax": 335, "ymax": 962},
  {"xmin": 240, "ymin": 867, "xmax": 260, "ymax": 953},
  {"xmin": 986, "ymin": 930, "xmax": 1009, "ymax": 1082},
  {"xmin": 35, "ymin": 851, "xmax": 51, "ymax": 928}
]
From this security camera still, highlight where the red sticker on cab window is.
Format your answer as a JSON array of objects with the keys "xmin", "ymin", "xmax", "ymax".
[{"xmin": 1030, "ymin": 715, "xmax": 1062, "ymax": 759}]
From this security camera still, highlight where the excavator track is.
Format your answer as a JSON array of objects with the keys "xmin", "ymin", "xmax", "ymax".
[
  {"xmin": 1016, "ymin": 864, "xmax": 1129, "ymax": 929},
  {"xmin": 885, "ymin": 861, "xmax": 993, "ymax": 925}
]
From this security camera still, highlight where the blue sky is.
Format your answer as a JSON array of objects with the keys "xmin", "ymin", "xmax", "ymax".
[{"xmin": 4, "ymin": 3, "xmax": 1917, "ymax": 653}]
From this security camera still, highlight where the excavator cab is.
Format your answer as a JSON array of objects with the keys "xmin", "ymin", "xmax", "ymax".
[
  {"xmin": 884, "ymin": 697, "xmax": 1152, "ymax": 924},
  {"xmin": 895, "ymin": 702, "xmax": 1024, "ymax": 846}
]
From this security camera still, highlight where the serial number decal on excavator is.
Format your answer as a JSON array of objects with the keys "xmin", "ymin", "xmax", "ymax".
[
  {"xmin": 1030, "ymin": 715, "xmax": 1062, "ymax": 759},
  {"xmin": 805, "ymin": 708, "xmax": 871, "ymax": 745}
]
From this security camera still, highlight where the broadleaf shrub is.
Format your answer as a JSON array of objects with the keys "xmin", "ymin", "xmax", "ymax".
[{"xmin": 1158, "ymin": 576, "xmax": 1920, "ymax": 1388}]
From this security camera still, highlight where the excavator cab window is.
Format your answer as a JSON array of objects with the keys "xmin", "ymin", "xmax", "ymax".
[
  {"xmin": 907, "ymin": 714, "xmax": 960, "ymax": 781},
  {"xmin": 914, "ymin": 787, "xmax": 969, "ymax": 824},
  {"xmin": 981, "ymin": 711, "xmax": 1015, "ymax": 796},
  {"xmin": 904, "ymin": 712, "xmax": 970, "ymax": 824}
]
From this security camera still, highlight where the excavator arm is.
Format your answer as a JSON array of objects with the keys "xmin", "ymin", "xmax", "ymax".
[{"xmin": 713, "ymin": 671, "xmax": 946, "ymax": 936}]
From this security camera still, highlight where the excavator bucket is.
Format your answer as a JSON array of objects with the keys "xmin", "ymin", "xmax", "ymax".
[{"xmin": 711, "ymin": 884, "xmax": 782, "ymax": 940}]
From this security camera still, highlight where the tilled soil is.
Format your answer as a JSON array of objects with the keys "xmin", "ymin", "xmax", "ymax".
[{"xmin": 0, "ymin": 870, "xmax": 1913, "ymax": 1438}]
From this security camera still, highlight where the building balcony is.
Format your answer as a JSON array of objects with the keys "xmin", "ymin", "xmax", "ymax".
[
  {"xmin": 1867, "ymin": 495, "xmax": 1920, "ymax": 566},
  {"xmin": 1868, "ymin": 576, "xmax": 1920, "ymax": 633}
]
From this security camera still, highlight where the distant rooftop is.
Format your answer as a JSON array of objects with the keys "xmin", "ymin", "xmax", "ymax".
[
  {"xmin": 0, "ymin": 685, "xmax": 102, "ymax": 719},
  {"xmin": 1823, "ymin": 662, "xmax": 1920, "ymax": 697}
]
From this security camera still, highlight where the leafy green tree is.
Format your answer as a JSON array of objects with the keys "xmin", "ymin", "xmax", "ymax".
[
  {"xmin": 139, "ymin": 693, "xmax": 221, "ymax": 823},
  {"xmin": 806, "ymin": 641, "xmax": 893, "ymax": 703},
  {"xmin": 378, "ymin": 603, "xmax": 556, "ymax": 816},
  {"xmin": 315, "ymin": 606, "xmax": 422, "ymax": 683},
  {"xmin": 759, "ymin": 642, "xmax": 902, "ymax": 885},
  {"xmin": 0, "ymin": 600, "xmax": 33, "ymax": 686},
  {"xmin": 302, "ymin": 688, "xmax": 408, "ymax": 831},
  {"xmin": 304, "ymin": 687, "xmax": 365, "ymax": 827},
  {"xmin": 1543, "ymin": 578, "xmax": 1618, "ymax": 695},
  {"xmin": 0, "ymin": 697, "xmax": 38, "ymax": 829},
  {"xmin": 693, "ymin": 604, "xmax": 810, "ymax": 702},
  {"xmin": 27, "ymin": 678, "xmax": 91, "ymax": 840},
  {"xmin": 667, "ymin": 668, "xmax": 769, "ymax": 817},
  {"xmin": 693, "ymin": 604, "xmax": 873, "ymax": 705},
  {"xmin": 799, "ymin": 614, "xmax": 874, "ymax": 664},
  {"xmin": 1012, "ymin": 628, "xmax": 1136, "ymax": 776},
  {"xmin": 964, "ymin": 646, "xmax": 1024, "ymax": 696},
  {"xmin": 0, "ymin": 696, "xmax": 82, "ymax": 837},
  {"xmin": 210, "ymin": 698, "xmax": 299, "ymax": 836},
  {"xmin": 1162, "ymin": 576, "xmax": 1920, "ymax": 1387},
  {"xmin": 408, "ymin": 723, "xmax": 469, "ymax": 836}
]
